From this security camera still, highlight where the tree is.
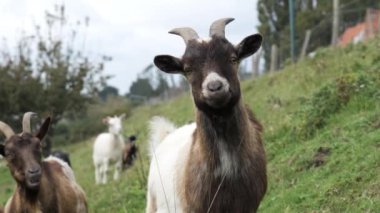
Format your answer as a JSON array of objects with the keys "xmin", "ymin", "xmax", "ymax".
[
  {"xmin": 153, "ymin": 73, "xmax": 170, "ymax": 96},
  {"xmin": 257, "ymin": 0, "xmax": 380, "ymax": 70},
  {"xmin": 257, "ymin": 0, "xmax": 332, "ymax": 69},
  {"xmin": 0, "ymin": 4, "xmax": 110, "ymax": 154},
  {"xmin": 129, "ymin": 78, "xmax": 155, "ymax": 98},
  {"xmin": 99, "ymin": 86, "xmax": 119, "ymax": 101},
  {"xmin": 128, "ymin": 63, "xmax": 172, "ymax": 100}
]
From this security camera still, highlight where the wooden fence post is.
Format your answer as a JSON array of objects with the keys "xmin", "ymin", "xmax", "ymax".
[
  {"xmin": 300, "ymin": 29, "xmax": 312, "ymax": 60},
  {"xmin": 252, "ymin": 48, "xmax": 262, "ymax": 77},
  {"xmin": 331, "ymin": 0, "xmax": 340, "ymax": 46},
  {"xmin": 270, "ymin": 44, "xmax": 278, "ymax": 72}
]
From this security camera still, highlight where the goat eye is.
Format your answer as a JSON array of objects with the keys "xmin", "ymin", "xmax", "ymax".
[
  {"xmin": 230, "ymin": 57, "xmax": 238, "ymax": 64},
  {"xmin": 183, "ymin": 66, "xmax": 192, "ymax": 74},
  {"xmin": 5, "ymin": 151, "xmax": 15, "ymax": 159},
  {"xmin": 184, "ymin": 66, "xmax": 191, "ymax": 72}
]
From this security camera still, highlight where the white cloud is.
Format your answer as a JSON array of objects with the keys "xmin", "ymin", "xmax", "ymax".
[{"xmin": 0, "ymin": 0, "xmax": 259, "ymax": 94}]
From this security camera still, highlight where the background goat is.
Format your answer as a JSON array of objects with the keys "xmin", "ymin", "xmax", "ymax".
[
  {"xmin": 93, "ymin": 113, "xmax": 126, "ymax": 184},
  {"xmin": 122, "ymin": 135, "xmax": 138, "ymax": 170},
  {"xmin": 50, "ymin": 150, "xmax": 71, "ymax": 167},
  {"xmin": 146, "ymin": 18, "xmax": 267, "ymax": 212},
  {"xmin": 0, "ymin": 112, "xmax": 87, "ymax": 213}
]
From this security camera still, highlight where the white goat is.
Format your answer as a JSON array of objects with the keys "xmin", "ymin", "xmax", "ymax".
[{"xmin": 93, "ymin": 114, "xmax": 125, "ymax": 184}]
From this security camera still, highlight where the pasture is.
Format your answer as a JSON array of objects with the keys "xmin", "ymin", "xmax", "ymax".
[{"xmin": 1, "ymin": 37, "xmax": 380, "ymax": 212}]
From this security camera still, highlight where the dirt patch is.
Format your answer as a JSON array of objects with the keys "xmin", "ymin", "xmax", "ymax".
[
  {"xmin": 374, "ymin": 142, "xmax": 380, "ymax": 149},
  {"xmin": 308, "ymin": 147, "xmax": 331, "ymax": 169},
  {"xmin": 372, "ymin": 119, "xmax": 380, "ymax": 129}
]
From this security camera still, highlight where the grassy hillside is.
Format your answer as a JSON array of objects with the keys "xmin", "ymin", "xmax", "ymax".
[{"xmin": 1, "ymin": 38, "xmax": 379, "ymax": 212}]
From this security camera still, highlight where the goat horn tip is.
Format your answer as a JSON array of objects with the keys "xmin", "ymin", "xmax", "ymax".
[
  {"xmin": 168, "ymin": 28, "xmax": 180, "ymax": 35},
  {"xmin": 225, "ymin": 17, "xmax": 235, "ymax": 22},
  {"xmin": 25, "ymin": 112, "xmax": 37, "ymax": 116}
]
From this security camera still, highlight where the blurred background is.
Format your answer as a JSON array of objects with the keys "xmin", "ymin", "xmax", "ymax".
[{"xmin": 0, "ymin": 0, "xmax": 379, "ymax": 212}]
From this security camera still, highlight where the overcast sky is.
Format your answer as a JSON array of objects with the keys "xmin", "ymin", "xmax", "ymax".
[{"xmin": 0, "ymin": 0, "xmax": 259, "ymax": 94}]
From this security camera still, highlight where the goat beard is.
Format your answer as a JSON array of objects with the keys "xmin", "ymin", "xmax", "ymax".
[
  {"xmin": 24, "ymin": 174, "xmax": 41, "ymax": 190},
  {"xmin": 195, "ymin": 94, "xmax": 240, "ymax": 116}
]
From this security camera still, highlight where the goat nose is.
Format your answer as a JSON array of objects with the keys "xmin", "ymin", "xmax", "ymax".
[
  {"xmin": 207, "ymin": 80, "xmax": 223, "ymax": 92},
  {"xmin": 28, "ymin": 167, "xmax": 40, "ymax": 174}
]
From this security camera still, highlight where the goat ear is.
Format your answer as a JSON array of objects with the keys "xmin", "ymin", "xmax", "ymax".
[
  {"xmin": 0, "ymin": 144, "xmax": 4, "ymax": 156},
  {"xmin": 129, "ymin": 135, "xmax": 136, "ymax": 142},
  {"xmin": 236, "ymin": 34, "xmax": 262, "ymax": 60},
  {"xmin": 36, "ymin": 117, "xmax": 51, "ymax": 140},
  {"xmin": 154, "ymin": 55, "xmax": 183, "ymax": 74},
  {"xmin": 102, "ymin": 117, "xmax": 110, "ymax": 124}
]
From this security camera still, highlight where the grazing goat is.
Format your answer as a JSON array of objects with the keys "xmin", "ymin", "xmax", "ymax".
[
  {"xmin": 122, "ymin": 135, "xmax": 138, "ymax": 170},
  {"xmin": 0, "ymin": 112, "xmax": 87, "ymax": 213},
  {"xmin": 50, "ymin": 150, "xmax": 71, "ymax": 167},
  {"xmin": 146, "ymin": 18, "xmax": 267, "ymax": 213},
  {"xmin": 93, "ymin": 114, "xmax": 126, "ymax": 184}
]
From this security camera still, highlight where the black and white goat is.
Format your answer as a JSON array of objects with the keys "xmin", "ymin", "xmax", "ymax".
[
  {"xmin": 50, "ymin": 150, "xmax": 71, "ymax": 167},
  {"xmin": 146, "ymin": 18, "xmax": 267, "ymax": 213}
]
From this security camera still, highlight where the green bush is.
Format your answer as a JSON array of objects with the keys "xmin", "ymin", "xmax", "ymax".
[
  {"xmin": 292, "ymin": 73, "xmax": 380, "ymax": 139},
  {"xmin": 53, "ymin": 97, "xmax": 132, "ymax": 145}
]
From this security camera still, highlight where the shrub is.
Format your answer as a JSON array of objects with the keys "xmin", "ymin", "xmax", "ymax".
[
  {"xmin": 53, "ymin": 97, "xmax": 132, "ymax": 145},
  {"xmin": 292, "ymin": 73, "xmax": 379, "ymax": 139}
]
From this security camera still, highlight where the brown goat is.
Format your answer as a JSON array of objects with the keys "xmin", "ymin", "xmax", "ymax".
[
  {"xmin": 147, "ymin": 18, "xmax": 267, "ymax": 212},
  {"xmin": 122, "ymin": 135, "xmax": 138, "ymax": 170},
  {"xmin": 0, "ymin": 112, "xmax": 87, "ymax": 213}
]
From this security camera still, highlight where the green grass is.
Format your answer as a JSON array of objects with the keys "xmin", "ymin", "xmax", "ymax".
[{"xmin": 1, "ymin": 38, "xmax": 380, "ymax": 212}]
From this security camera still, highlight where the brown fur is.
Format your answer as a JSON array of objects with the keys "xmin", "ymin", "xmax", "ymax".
[
  {"xmin": 0, "ymin": 117, "xmax": 87, "ymax": 213},
  {"xmin": 178, "ymin": 101, "xmax": 267, "ymax": 213},
  {"xmin": 5, "ymin": 160, "xmax": 87, "ymax": 213},
  {"xmin": 122, "ymin": 142, "xmax": 138, "ymax": 170}
]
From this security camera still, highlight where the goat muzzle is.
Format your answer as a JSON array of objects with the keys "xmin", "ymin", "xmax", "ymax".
[
  {"xmin": 203, "ymin": 89, "xmax": 231, "ymax": 108},
  {"xmin": 26, "ymin": 167, "xmax": 42, "ymax": 189}
]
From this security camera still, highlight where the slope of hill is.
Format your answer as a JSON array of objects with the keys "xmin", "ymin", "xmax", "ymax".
[{"xmin": 0, "ymin": 38, "xmax": 379, "ymax": 212}]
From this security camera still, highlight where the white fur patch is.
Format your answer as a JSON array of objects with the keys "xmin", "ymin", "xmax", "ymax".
[
  {"xmin": 107, "ymin": 116, "xmax": 123, "ymax": 135},
  {"xmin": 215, "ymin": 142, "xmax": 238, "ymax": 177},
  {"xmin": 45, "ymin": 156, "xmax": 76, "ymax": 182},
  {"xmin": 202, "ymin": 72, "xmax": 230, "ymax": 94},
  {"xmin": 148, "ymin": 116, "xmax": 177, "ymax": 158},
  {"xmin": 196, "ymin": 37, "xmax": 211, "ymax": 43},
  {"xmin": 147, "ymin": 121, "xmax": 196, "ymax": 212}
]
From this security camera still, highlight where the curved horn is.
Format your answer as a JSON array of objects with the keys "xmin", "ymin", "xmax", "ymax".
[
  {"xmin": 0, "ymin": 121, "xmax": 15, "ymax": 139},
  {"xmin": 209, "ymin": 17, "xmax": 235, "ymax": 38},
  {"xmin": 22, "ymin": 112, "xmax": 37, "ymax": 133},
  {"xmin": 169, "ymin": 27, "xmax": 199, "ymax": 45}
]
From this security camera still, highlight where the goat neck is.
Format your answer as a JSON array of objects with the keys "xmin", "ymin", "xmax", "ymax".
[{"xmin": 195, "ymin": 99, "xmax": 249, "ymax": 148}]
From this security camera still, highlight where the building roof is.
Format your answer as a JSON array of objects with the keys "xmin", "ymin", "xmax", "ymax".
[{"xmin": 339, "ymin": 8, "xmax": 380, "ymax": 46}]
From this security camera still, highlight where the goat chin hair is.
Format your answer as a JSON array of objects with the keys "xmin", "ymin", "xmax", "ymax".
[{"xmin": 148, "ymin": 116, "xmax": 177, "ymax": 158}]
